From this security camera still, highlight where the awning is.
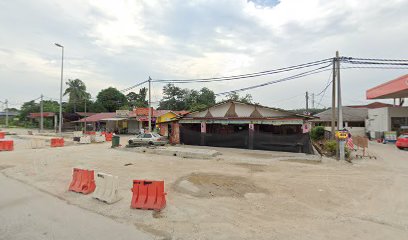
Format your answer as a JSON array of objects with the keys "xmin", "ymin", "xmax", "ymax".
[
  {"xmin": 367, "ymin": 74, "xmax": 408, "ymax": 99},
  {"xmin": 100, "ymin": 118, "xmax": 127, "ymax": 121}
]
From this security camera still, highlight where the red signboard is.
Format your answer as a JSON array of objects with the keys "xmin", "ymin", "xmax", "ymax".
[{"xmin": 133, "ymin": 107, "xmax": 153, "ymax": 116}]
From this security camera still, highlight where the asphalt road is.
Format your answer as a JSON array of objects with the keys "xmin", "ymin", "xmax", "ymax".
[{"xmin": 0, "ymin": 174, "xmax": 153, "ymax": 240}]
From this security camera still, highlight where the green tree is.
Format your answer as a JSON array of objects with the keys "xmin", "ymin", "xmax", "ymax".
[
  {"xmin": 64, "ymin": 79, "xmax": 91, "ymax": 112},
  {"xmin": 158, "ymin": 84, "xmax": 188, "ymax": 110},
  {"xmin": 224, "ymin": 92, "xmax": 253, "ymax": 104},
  {"xmin": 95, "ymin": 87, "xmax": 128, "ymax": 112},
  {"xmin": 126, "ymin": 87, "xmax": 148, "ymax": 108}
]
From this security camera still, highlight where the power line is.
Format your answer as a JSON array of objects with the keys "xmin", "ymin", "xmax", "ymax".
[
  {"xmin": 152, "ymin": 58, "xmax": 333, "ymax": 83},
  {"xmin": 120, "ymin": 80, "xmax": 148, "ymax": 92},
  {"xmin": 214, "ymin": 63, "xmax": 332, "ymax": 96}
]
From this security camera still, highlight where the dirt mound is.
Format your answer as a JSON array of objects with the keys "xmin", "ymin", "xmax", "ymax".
[{"xmin": 174, "ymin": 172, "xmax": 266, "ymax": 198}]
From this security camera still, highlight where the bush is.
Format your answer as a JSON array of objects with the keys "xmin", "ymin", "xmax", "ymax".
[
  {"xmin": 311, "ymin": 126, "xmax": 325, "ymax": 141},
  {"xmin": 324, "ymin": 140, "xmax": 337, "ymax": 155}
]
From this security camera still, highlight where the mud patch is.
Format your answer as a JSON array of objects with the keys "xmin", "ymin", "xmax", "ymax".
[
  {"xmin": 174, "ymin": 172, "xmax": 266, "ymax": 198},
  {"xmin": 0, "ymin": 165, "xmax": 14, "ymax": 171},
  {"xmin": 281, "ymin": 159, "xmax": 321, "ymax": 164},
  {"xmin": 234, "ymin": 163, "xmax": 268, "ymax": 173}
]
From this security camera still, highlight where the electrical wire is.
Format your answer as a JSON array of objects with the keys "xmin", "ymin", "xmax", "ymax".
[
  {"xmin": 152, "ymin": 58, "xmax": 334, "ymax": 83},
  {"xmin": 120, "ymin": 80, "xmax": 148, "ymax": 92},
  {"xmin": 214, "ymin": 63, "xmax": 332, "ymax": 96}
]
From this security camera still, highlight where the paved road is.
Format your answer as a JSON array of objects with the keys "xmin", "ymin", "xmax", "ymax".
[{"xmin": 0, "ymin": 174, "xmax": 153, "ymax": 240}]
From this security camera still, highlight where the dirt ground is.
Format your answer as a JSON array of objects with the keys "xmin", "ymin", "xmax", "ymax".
[{"xmin": 1, "ymin": 129, "xmax": 408, "ymax": 239}]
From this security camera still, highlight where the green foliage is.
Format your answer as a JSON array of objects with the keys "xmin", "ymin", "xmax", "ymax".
[
  {"xmin": 64, "ymin": 79, "xmax": 91, "ymax": 112},
  {"xmin": 126, "ymin": 87, "xmax": 148, "ymax": 108},
  {"xmin": 310, "ymin": 126, "xmax": 325, "ymax": 141},
  {"xmin": 88, "ymin": 101, "xmax": 106, "ymax": 113},
  {"xmin": 158, "ymin": 84, "xmax": 216, "ymax": 111},
  {"xmin": 290, "ymin": 108, "xmax": 328, "ymax": 115},
  {"xmin": 223, "ymin": 92, "xmax": 253, "ymax": 104},
  {"xmin": 95, "ymin": 87, "xmax": 128, "ymax": 112},
  {"xmin": 324, "ymin": 140, "xmax": 337, "ymax": 154}
]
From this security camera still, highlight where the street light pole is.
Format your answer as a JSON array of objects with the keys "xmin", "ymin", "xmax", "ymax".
[{"xmin": 55, "ymin": 43, "xmax": 64, "ymax": 136}]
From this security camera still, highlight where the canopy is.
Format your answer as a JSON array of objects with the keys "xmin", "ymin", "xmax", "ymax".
[{"xmin": 367, "ymin": 74, "xmax": 408, "ymax": 99}]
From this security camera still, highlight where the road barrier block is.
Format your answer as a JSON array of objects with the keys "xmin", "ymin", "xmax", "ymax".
[
  {"xmin": 85, "ymin": 131, "xmax": 96, "ymax": 135},
  {"xmin": 0, "ymin": 140, "xmax": 14, "ymax": 151},
  {"xmin": 0, "ymin": 132, "xmax": 5, "ymax": 139},
  {"xmin": 73, "ymin": 131, "xmax": 83, "ymax": 138},
  {"xmin": 50, "ymin": 138, "xmax": 64, "ymax": 147},
  {"xmin": 94, "ymin": 135, "xmax": 106, "ymax": 143},
  {"xmin": 105, "ymin": 133, "xmax": 113, "ymax": 141},
  {"xmin": 30, "ymin": 139, "xmax": 45, "ymax": 149},
  {"xmin": 79, "ymin": 136, "xmax": 91, "ymax": 144},
  {"xmin": 68, "ymin": 168, "xmax": 96, "ymax": 194},
  {"xmin": 93, "ymin": 173, "xmax": 122, "ymax": 204},
  {"xmin": 131, "ymin": 180, "xmax": 166, "ymax": 211}
]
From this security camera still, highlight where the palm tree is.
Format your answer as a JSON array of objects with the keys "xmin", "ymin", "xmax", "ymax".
[{"xmin": 64, "ymin": 79, "xmax": 90, "ymax": 112}]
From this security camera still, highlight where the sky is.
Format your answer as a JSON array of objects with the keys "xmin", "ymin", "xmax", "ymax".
[{"xmin": 1, "ymin": 0, "xmax": 408, "ymax": 110}]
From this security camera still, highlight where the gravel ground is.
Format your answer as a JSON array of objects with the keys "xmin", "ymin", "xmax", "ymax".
[{"xmin": 1, "ymin": 129, "xmax": 408, "ymax": 239}]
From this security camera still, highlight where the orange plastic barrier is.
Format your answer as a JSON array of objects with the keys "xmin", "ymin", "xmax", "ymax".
[
  {"xmin": 68, "ymin": 168, "xmax": 96, "ymax": 194},
  {"xmin": 50, "ymin": 138, "xmax": 64, "ymax": 147},
  {"xmin": 105, "ymin": 133, "xmax": 113, "ymax": 141},
  {"xmin": 0, "ymin": 132, "xmax": 5, "ymax": 139},
  {"xmin": 131, "ymin": 180, "xmax": 166, "ymax": 211},
  {"xmin": 0, "ymin": 140, "xmax": 14, "ymax": 151}
]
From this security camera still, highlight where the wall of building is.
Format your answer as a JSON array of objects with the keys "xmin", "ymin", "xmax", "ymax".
[
  {"xmin": 128, "ymin": 120, "xmax": 140, "ymax": 134},
  {"xmin": 366, "ymin": 107, "xmax": 408, "ymax": 138}
]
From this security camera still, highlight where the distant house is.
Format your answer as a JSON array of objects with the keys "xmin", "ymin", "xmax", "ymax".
[
  {"xmin": 156, "ymin": 110, "xmax": 189, "ymax": 144},
  {"xmin": 0, "ymin": 111, "xmax": 19, "ymax": 125},
  {"xmin": 178, "ymin": 100, "xmax": 315, "ymax": 153}
]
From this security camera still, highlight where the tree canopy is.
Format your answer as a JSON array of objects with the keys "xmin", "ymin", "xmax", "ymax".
[
  {"xmin": 64, "ymin": 79, "xmax": 91, "ymax": 112},
  {"xmin": 158, "ymin": 84, "xmax": 216, "ymax": 111},
  {"xmin": 126, "ymin": 87, "xmax": 148, "ymax": 108},
  {"xmin": 224, "ymin": 92, "xmax": 253, "ymax": 104},
  {"xmin": 95, "ymin": 87, "xmax": 128, "ymax": 112}
]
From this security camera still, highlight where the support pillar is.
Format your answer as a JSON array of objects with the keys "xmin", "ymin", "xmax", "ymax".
[
  {"xmin": 249, "ymin": 123, "xmax": 254, "ymax": 149},
  {"xmin": 200, "ymin": 122, "xmax": 206, "ymax": 146}
]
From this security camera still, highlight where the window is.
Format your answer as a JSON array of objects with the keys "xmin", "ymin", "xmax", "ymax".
[{"xmin": 143, "ymin": 134, "xmax": 152, "ymax": 138}]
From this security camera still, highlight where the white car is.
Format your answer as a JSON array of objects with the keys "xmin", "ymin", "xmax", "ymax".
[{"xmin": 128, "ymin": 133, "xmax": 168, "ymax": 146}]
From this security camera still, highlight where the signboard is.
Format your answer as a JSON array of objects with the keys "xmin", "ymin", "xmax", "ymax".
[
  {"xmin": 249, "ymin": 123, "xmax": 254, "ymax": 131},
  {"xmin": 116, "ymin": 110, "xmax": 130, "ymax": 117},
  {"xmin": 335, "ymin": 131, "xmax": 348, "ymax": 140},
  {"xmin": 133, "ymin": 107, "xmax": 153, "ymax": 116},
  {"xmin": 384, "ymin": 131, "xmax": 397, "ymax": 142}
]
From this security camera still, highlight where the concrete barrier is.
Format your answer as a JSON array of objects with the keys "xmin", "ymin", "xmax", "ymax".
[
  {"xmin": 93, "ymin": 172, "xmax": 122, "ymax": 204},
  {"xmin": 30, "ymin": 139, "xmax": 46, "ymax": 149},
  {"xmin": 79, "ymin": 136, "xmax": 91, "ymax": 144}
]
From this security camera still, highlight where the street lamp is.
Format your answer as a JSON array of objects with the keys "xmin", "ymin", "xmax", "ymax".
[{"xmin": 55, "ymin": 43, "xmax": 64, "ymax": 135}]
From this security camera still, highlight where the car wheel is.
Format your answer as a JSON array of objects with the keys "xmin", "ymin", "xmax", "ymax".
[
  {"xmin": 397, "ymin": 146, "xmax": 404, "ymax": 150},
  {"xmin": 148, "ymin": 141, "xmax": 154, "ymax": 145},
  {"xmin": 129, "ymin": 140, "xmax": 133, "ymax": 144}
]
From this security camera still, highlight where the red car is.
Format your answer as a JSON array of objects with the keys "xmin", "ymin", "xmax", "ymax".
[{"xmin": 396, "ymin": 134, "xmax": 408, "ymax": 150}]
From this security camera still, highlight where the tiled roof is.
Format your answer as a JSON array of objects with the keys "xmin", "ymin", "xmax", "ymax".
[{"xmin": 76, "ymin": 112, "xmax": 116, "ymax": 122}]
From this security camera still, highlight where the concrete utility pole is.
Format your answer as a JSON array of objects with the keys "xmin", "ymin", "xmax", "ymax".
[
  {"xmin": 148, "ymin": 76, "xmax": 152, "ymax": 133},
  {"xmin": 84, "ymin": 100, "xmax": 87, "ymax": 132},
  {"xmin": 40, "ymin": 94, "xmax": 43, "ymax": 132},
  {"xmin": 312, "ymin": 93, "xmax": 315, "ymax": 109},
  {"xmin": 55, "ymin": 43, "xmax": 64, "ymax": 136},
  {"xmin": 336, "ymin": 51, "xmax": 345, "ymax": 161},
  {"xmin": 5, "ymin": 99, "xmax": 8, "ymax": 127},
  {"xmin": 331, "ymin": 56, "xmax": 336, "ymax": 139},
  {"xmin": 305, "ymin": 91, "xmax": 309, "ymax": 112}
]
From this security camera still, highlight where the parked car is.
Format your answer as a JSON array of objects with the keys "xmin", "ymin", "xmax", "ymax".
[
  {"xmin": 396, "ymin": 134, "xmax": 408, "ymax": 150},
  {"xmin": 128, "ymin": 133, "xmax": 168, "ymax": 146}
]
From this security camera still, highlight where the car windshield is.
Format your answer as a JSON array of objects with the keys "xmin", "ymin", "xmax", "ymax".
[
  {"xmin": 152, "ymin": 133, "xmax": 161, "ymax": 137},
  {"xmin": 399, "ymin": 135, "xmax": 408, "ymax": 138}
]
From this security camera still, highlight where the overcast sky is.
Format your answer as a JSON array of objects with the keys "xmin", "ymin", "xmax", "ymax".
[{"xmin": 1, "ymin": 0, "xmax": 408, "ymax": 110}]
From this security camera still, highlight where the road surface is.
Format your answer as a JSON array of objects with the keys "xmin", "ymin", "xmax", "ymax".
[{"xmin": 0, "ymin": 174, "xmax": 153, "ymax": 240}]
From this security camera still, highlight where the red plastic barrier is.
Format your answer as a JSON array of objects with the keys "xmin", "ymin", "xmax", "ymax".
[
  {"xmin": 50, "ymin": 138, "xmax": 64, "ymax": 147},
  {"xmin": 131, "ymin": 180, "xmax": 166, "ymax": 211},
  {"xmin": 105, "ymin": 133, "xmax": 113, "ymax": 141},
  {"xmin": 68, "ymin": 168, "xmax": 96, "ymax": 194},
  {"xmin": 85, "ymin": 131, "xmax": 96, "ymax": 135},
  {"xmin": 0, "ymin": 132, "xmax": 5, "ymax": 139},
  {"xmin": 0, "ymin": 140, "xmax": 14, "ymax": 151}
]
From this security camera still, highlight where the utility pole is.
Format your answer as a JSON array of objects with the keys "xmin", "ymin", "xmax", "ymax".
[
  {"xmin": 305, "ymin": 91, "xmax": 309, "ymax": 113},
  {"xmin": 336, "ymin": 51, "xmax": 345, "ymax": 161},
  {"xmin": 312, "ymin": 93, "xmax": 315, "ymax": 109},
  {"xmin": 331, "ymin": 55, "xmax": 336, "ymax": 140},
  {"xmin": 40, "ymin": 94, "xmax": 44, "ymax": 132},
  {"xmin": 84, "ymin": 100, "xmax": 87, "ymax": 132},
  {"xmin": 148, "ymin": 76, "xmax": 152, "ymax": 133},
  {"xmin": 55, "ymin": 43, "xmax": 64, "ymax": 136},
  {"xmin": 5, "ymin": 99, "xmax": 8, "ymax": 127}
]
